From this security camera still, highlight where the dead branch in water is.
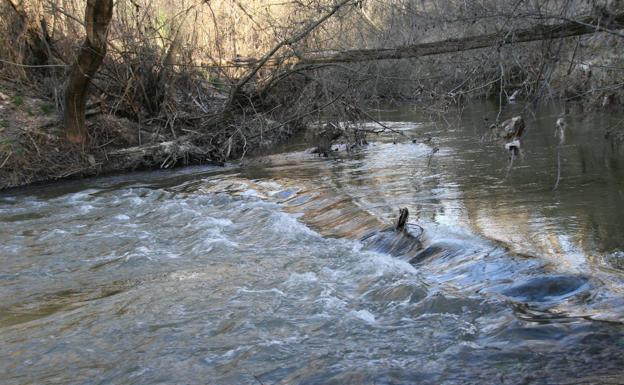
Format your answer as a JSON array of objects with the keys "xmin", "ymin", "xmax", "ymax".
[{"xmin": 396, "ymin": 207, "xmax": 409, "ymax": 231}]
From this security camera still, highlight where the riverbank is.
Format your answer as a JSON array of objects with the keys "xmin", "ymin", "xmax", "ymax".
[
  {"xmin": 2, "ymin": 55, "xmax": 624, "ymax": 192},
  {"xmin": 0, "ymin": 79, "xmax": 300, "ymax": 190}
]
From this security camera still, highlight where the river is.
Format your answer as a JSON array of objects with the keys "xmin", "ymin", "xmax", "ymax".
[{"xmin": 1, "ymin": 102, "xmax": 623, "ymax": 384}]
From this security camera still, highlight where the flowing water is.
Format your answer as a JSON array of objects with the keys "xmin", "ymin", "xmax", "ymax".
[{"xmin": 1, "ymin": 103, "xmax": 624, "ymax": 384}]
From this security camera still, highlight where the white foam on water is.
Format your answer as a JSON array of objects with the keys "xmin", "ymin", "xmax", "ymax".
[
  {"xmin": 65, "ymin": 189, "xmax": 100, "ymax": 203},
  {"xmin": 89, "ymin": 251, "xmax": 121, "ymax": 263},
  {"xmin": 320, "ymin": 266, "xmax": 348, "ymax": 280},
  {"xmin": 203, "ymin": 346, "xmax": 248, "ymax": 364},
  {"xmin": 163, "ymin": 251, "xmax": 180, "ymax": 259},
  {"xmin": 256, "ymin": 180, "xmax": 283, "ymax": 191},
  {"xmin": 78, "ymin": 204, "xmax": 95, "ymax": 214},
  {"xmin": 270, "ymin": 211, "xmax": 319, "ymax": 237},
  {"xmin": 38, "ymin": 228, "xmax": 68, "ymax": 241},
  {"xmin": 119, "ymin": 246, "xmax": 155, "ymax": 261},
  {"xmin": 237, "ymin": 287, "xmax": 286, "ymax": 297},
  {"xmin": 357, "ymin": 251, "xmax": 417, "ymax": 277},
  {"xmin": 193, "ymin": 233, "xmax": 239, "ymax": 251},
  {"xmin": 240, "ymin": 188, "xmax": 261, "ymax": 197},
  {"xmin": 351, "ymin": 309, "xmax": 376, "ymax": 324},
  {"xmin": 284, "ymin": 272, "xmax": 318, "ymax": 287},
  {"xmin": 203, "ymin": 217, "xmax": 233, "ymax": 227},
  {"xmin": 316, "ymin": 288, "xmax": 348, "ymax": 311}
]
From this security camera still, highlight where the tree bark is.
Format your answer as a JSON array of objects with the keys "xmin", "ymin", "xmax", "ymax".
[
  {"xmin": 4, "ymin": 0, "xmax": 51, "ymax": 68},
  {"xmin": 294, "ymin": 12, "xmax": 624, "ymax": 65},
  {"xmin": 63, "ymin": 0, "xmax": 113, "ymax": 145},
  {"xmin": 150, "ymin": 9, "xmax": 192, "ymax": 115}
]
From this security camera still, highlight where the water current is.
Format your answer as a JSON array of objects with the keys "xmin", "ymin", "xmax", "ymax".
[{"xmin": 1, "ymin": 103, "xmax": 623, "ymax": 384}]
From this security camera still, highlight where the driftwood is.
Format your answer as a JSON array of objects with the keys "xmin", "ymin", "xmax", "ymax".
[
  {"xmin": 222, "ymin": 10, "xmax": 624, "ymax": 120},
  {"xmin": 361, "ymin": 207, "xmax": 424, "ymax": 259},
  {"xmin": 106, "ymin": 136, "xmax": 217, "ymax": 170}
]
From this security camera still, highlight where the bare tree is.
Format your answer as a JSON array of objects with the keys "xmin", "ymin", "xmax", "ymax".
[
  {"xmin": 2, "ymin": 0, "xmax": 51, "ymax": 71},
  {"xmin": 63, "ymin": 0, "xmax": 113, "ymax": 145}
]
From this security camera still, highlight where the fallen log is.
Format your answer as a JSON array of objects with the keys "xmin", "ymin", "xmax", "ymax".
[
  {"xmin": 219, "ymin": 11, "xmax": 624, "ymax": 68},
  {"xmin": 105, "ymin": 136, "xmax": 218, "ymax": 170},
  {"xmin": 298, "ymin": 12, "xmax": 624, "ymax": 64},
  {"xmin": 224, "ymin": 11, "xmax": 624, "ymax": 113}
]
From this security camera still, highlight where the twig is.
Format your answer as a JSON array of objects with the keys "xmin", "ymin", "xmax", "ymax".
[
  {"xmin": 0, "ymin": 151, "xmax": 12, "ymax": 169},
  {"xmin": 553, "ymin": 145, "xmax": 562, "ymax": 190},
  {"xmin": 351, "ymin": 105, "xmax": 407, "ymax": 138},
  {"xmin": 226, "ymin": 0, "xmax": 355, "ymax": 109},
  {"xmin": 249, "ymin": 91, "xmax": 347, "ymax": 139},
  {"xmin": 505, "ymin": 150, "xmax": 515, "ymax": 179},
  {"xmin": 0, "ymin": 58, "xmax": 66, "ymax": 68}
]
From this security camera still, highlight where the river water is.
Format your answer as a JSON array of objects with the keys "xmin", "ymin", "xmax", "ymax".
[{"xmin": 1, "ymin": 103, "xmax": 624, "ymax": 384}]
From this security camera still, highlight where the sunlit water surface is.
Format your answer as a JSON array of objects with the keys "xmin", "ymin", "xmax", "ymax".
[{"xmin": 1, "ymin": 103, "xmax": 624, "ymax": 384}]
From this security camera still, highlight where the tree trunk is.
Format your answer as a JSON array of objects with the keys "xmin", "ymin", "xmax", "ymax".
[
  {"xmin": 151, "ymin": 16, "xmax": 187, "ymax": 115},
  {"xmin": 4, "ymin": 0, "xmax": 51, "ymax": 69},
  {"xmin": 63, "ymin": 0, "xmax": 113, "ymax": 145}
]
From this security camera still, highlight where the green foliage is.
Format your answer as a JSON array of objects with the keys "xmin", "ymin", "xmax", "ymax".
[
  {"xmin": 11, "ymin": 95, "xmax": 23, "ymax": 107},
  {"xmin": 40, "ymin": 104, "xmax": 54, "ymax": 115},
  {"xmin": 208, "ymin": 76, "xmax": 225, "ymax": 91}
]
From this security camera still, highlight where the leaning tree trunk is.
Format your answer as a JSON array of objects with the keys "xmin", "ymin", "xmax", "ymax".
[
  {"xmin": 292, "ymin": 11, "xmax": 624, "ymax": 65},
  {"xmin": 63, "ymin": 0, "xmax": 113, "ymax": 145},
  {"xmin": 226, "ymin": 11, "xmax": 624, "ymax": 69}
]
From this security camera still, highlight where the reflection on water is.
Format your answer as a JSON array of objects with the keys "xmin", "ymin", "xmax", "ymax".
[{"xmin": 1, "ymin": 102, "xmax": 623, "ymax": 384}]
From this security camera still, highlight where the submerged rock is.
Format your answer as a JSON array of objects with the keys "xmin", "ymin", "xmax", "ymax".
[
  {"xmin": 407, "ymin": 241, "xmax": 465, "ymax": 265},
  {"xmin": 361, "ymin": 208, "xmax": 423, "ymax": 258},
  {"xmin": 502, "ymin": 275, "xmax": 590, "ymax": 303},
  {"xmin": 362, "ymin": 224, "xmax": 423, "ymax": 258}
]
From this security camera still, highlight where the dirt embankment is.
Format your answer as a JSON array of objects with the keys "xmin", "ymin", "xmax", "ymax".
[{"xmin": 0, "ymin": 81, "xmax": 296, "ymax": 191}]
